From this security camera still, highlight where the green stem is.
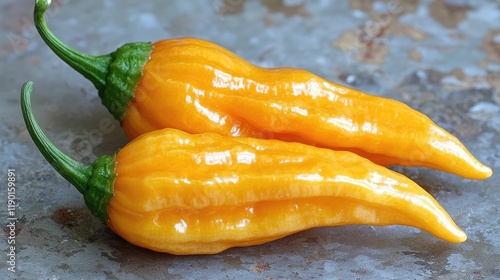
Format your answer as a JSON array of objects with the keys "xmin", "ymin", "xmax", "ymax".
[
  {"xmin": 34, "ymin": 0, "xmax": 153, "ymax": 121},
  {"xmin": 21, "ymin": 81, "xmax": 91, "ymax": 194},
  {"xmin": 21, "ymin": 82, "xmax": 116, "ymax": 223},
  {"xmin": 34, "ymin": 0, "xmax": 112, "ymax": 93}
]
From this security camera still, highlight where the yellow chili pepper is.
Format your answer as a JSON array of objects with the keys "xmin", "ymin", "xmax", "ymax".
[
  {"xmin": 34, "ymin": 0, "xmax": 492, "ymax": 180},
  {"xmin": 22, "ymin": 82, "xmax": 466, "ymax": 255}
]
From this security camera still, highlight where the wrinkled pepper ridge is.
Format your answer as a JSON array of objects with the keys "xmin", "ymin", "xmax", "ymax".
[
  {"xmin": 22, "ymin": 82, "xmax": 467, "ymax": 255},
  {"xmin": 34, "ymin": 0, "xmax": 492, "ymax": 180}
]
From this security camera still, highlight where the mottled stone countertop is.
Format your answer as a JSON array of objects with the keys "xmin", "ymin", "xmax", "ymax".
[{"xmin": 1, "ymin": 0, "xmax": 499, "ymax": 279}]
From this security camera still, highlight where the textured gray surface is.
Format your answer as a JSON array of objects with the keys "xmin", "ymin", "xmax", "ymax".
[{"xmin": 1, "ymin": 0, "xmax": 499, "ymax": 279}]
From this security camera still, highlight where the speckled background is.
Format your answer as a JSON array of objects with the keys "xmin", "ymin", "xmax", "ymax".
[{"xmin": 1, "ymin": 0, "xmax": 499, "ymax": 279}]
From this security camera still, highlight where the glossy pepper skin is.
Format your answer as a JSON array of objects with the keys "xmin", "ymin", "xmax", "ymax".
[
  {"xmin": 22, "ymin": 82, "xmax": 466, "ymax": 255},
  {"xmin": 34, "ymin": 0, "xmax": 492, "ymax": 180}
]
